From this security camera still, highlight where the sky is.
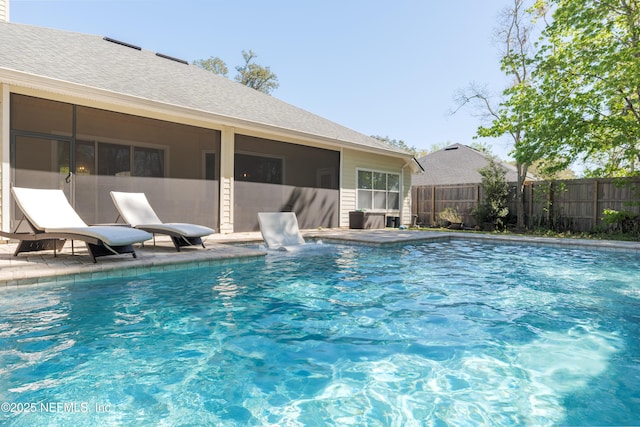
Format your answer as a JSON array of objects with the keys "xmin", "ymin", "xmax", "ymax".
[{"xmin": 8, "ymin": 0, "xmax": 515, "ymax": 160}]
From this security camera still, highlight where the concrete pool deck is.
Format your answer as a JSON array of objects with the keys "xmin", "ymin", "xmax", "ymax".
[{"xmin": 0, "ymin": 228, "xmax": 638, "ymax": 288}]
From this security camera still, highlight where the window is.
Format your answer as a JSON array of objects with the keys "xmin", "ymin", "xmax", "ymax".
[
  {"xmin": 357, "ymin": 170, "xmax": 400, "ymax": 211},
  {"xmin": 235, "ymin": 153, "xmax": 283, "ymax": 184},
  {"xmin": 79, "ymin": 141, "xmax": 165, "ymax": 177},
  {"xmin": 133, "ymin": 146, "xmax": 164, "ymax": 177},
  {"xmin": 204, "ymin": 152, "xmax": 216, "ymax": 180},
  {"xmin": 317, "ymin": 167, "xmax": 336, "ymax": 189},
  {"xmin": 75, "ymin": 141, "xmax": 95, "ymax": 175},
  {"xmin": 98, "ymin": 143, "xmax": 130, "ymax": 176}
]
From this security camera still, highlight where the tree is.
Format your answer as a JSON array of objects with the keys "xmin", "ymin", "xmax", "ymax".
[
  {"xmin": 426, "ymin": 142, "xmax": 448, "ymax": 154},
  {"xmin": 454, "ymin": 0, "xmax": 546, "ymax": 229},
  {"xmin": 509, "ymin": 159, "xmax": 576, "ymax": 179},
  {"xmin": 193, "ymin": 50, "xmax": 279, "ymax": 95},
  {"xmin": 234, "ymin": 50, "xmax": 279, "ymax": 95},
  {"xmin": 192, "ymin": 56, "xmax": 228, "ymax": 77},
  {"xmin": 473, "ymin": 157, "xmax": 511, "ymax": 229},
  {"xmin": 469, "ymin": 141, "xmax": 494, "ymax": 155},
  {"xmin": 371, "ymin": 135, "xmax": 425, "ymax": 157},
  {"xmin": 533, "ymin": 0, "xmax": 640, "ymax": 177}
]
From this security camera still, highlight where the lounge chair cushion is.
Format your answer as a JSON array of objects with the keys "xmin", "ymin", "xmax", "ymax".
[
  {"xmin": 12, "ymin": 187, "xmax": 88, "ymax": 230},
  {"xmin": 257, "ymin": 212, "xmax": 306, "ymax": 249},
  {"xmin": 110, "ymin": 192, "xmax": 162, "ymax": 226},
  {"xmin": 48, "ymin": 226, "xmax": 153, "ymax": 247},
  {"xmin": 10, "ymin": 187, "xmax": 152, "ymax": 249},
  {"xmin": 110, "ymin": 192, "xmax": 215, "ymax": 238},
  {"xmin": 136, "ymin": 223, "xmax": 215, "ymax": 238}
]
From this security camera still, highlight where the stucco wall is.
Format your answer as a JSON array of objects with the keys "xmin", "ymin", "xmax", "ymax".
[{"xmin": 341, "ymin": 148, "xmax": 412, "ymax": 227}]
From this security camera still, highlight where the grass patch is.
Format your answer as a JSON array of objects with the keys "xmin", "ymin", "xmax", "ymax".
[{"xmin": 412, "ymin": 226, "xmax": 640, "ymax": 242}]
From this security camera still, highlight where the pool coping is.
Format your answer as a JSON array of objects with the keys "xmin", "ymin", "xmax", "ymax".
[
  {"xmin": 0, "ymin": 229, "xmax": 638, "ymax": 288},
  {"xmin": 0, "ymin": 240, "xmax": 267, "ymax": 289},
  {"xmin": 306, "ymin": 229, "xmax": 640, "ymax": 253}
]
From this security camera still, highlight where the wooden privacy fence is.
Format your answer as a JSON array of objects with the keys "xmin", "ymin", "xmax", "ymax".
[{"xmin": 412, "ymin": 177, "xmax": 640, "ymax": 232}]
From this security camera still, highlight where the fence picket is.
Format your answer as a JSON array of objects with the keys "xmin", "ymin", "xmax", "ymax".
[{"xmin": 412, "ymin": 177, "xmax": 640, "ymax": 231}]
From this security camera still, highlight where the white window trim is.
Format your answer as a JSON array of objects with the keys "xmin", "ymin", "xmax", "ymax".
[{"xmin": 356, "ymin": 168, "xmax": 401, "ymax": 212}]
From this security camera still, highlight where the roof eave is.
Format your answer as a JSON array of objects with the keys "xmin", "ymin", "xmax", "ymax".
[{"xmin": 1, "ymin": 68, "xmax": 413, "ymax": 161}]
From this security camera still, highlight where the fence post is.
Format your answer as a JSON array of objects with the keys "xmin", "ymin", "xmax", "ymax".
[
  {"xmin": 528, "ymin": 183, "xmax": 533, "ymax": 228},
  {"xmin": 548, "ymin": 181, "xmax": 554, "ymax": 226},
  {"xmin": 593, "ymin": 180, "xmax": 599, "ymax": 231},
  {"xmin": 411, "ymin": 177, "xmax": 640, "ymax": 233},
  {"xmin": 431, "ymin": 186, "xmax": 436, "ymax": 226}
]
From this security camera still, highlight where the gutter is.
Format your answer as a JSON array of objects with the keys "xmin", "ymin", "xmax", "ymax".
[{"xmin": 403, "ymin": 157, "xmax": 424, "ymax": 174}]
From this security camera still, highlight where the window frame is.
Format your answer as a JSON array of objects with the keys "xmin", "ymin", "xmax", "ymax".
[
  {"xmin": 76, "ymin": 135, "xmax": 168, "ymax": 178},
  {"xmin": 202, "ymin": 150, "xmax": 217, "ymax": 181},
  {"xmin": 356, "ymin": 168, "xmax": 401, "ymax": 212},
  {"xmin": 234, "ymin": 151, "xmax": 285, "ymax": 184}
]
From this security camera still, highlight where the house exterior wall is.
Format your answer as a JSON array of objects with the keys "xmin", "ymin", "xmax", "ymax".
[
  {"xmin": 233, "ymin": 134, "xmax": 340, "ymax": 232},
  {"xmin": 6, "ymin": 91, "xmax": 222, "ymax": 229},
  {"xmin": 1, "ymin": 83, "xmax": 413, "ymax": 234},
  {"xmin": 1, "ymin": 84, "xmax": 8, "ymax": 230},
  {"xmin": 218, "ymin": 127, "xmax": 235, "ymax": 234},
  {"xmin": 0, "ymin": 0, "xmax": 7, "ymax": 22},
  {"xmin": 401, "ymin": 165, "xmax": 412, "ymax": 225},
  {"xmin": 341, "ymin": 148, "xmax": 412, "ymax": 227}
]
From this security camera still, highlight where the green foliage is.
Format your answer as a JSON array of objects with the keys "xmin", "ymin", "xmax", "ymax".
[
  {"xmin": 456, "ymin": 0, "xmax": 544, "ymax": 229},
  {"xmin": 469, "ymin": 141, "xmax": 493, "ymax": 155},
  {"xmin": 193, "ymin": 50, "xmax": 279, "ymax": 95},
  {"xmin": 438, "ymin": 207, "xmax": 463, "ymax": 224},
  {"xmin": 532, "ymin": 0, "xmax": 640, "ymax": 176},
  {"xmin": 235, "ymin": 50, "xmax": 279, "ymax": 95},
  {"xmin": 602, "ymin": 209, "xmax": 640, "ymax": 235},
  {"xmin": 192, "ymin": 56, "xmax": 228, "ymax": 77},
  {"xmin": 473, "ymin": 157, "xmax": 510, "ymax": 229},
  {"xmin": 371, "ymin": 135, "xmax": 419, "ymax": 156}
]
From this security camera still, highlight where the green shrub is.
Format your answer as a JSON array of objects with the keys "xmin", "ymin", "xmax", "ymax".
[
  {"xmin": 473, "ymin": 157, "xmax": 510, "ymax": 230},
  {"xmin": 437, "ymin": 207, "xmax": 463, "ymax": 227},
  {"xmin": 602, "ymin": 209, "xmax": 640, "ymax": 235}
]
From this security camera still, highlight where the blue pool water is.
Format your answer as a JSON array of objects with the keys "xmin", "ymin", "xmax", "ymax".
[{"xmin": 1, "ymin": 240, "xmax": 639, "ymax": 426}]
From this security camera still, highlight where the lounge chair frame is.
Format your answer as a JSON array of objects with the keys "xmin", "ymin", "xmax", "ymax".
[
  {"xmin": 110, "ymin": 191, "xmax": 214, "ymax": 252},
  {"xmin": 0, "ymin": 215, "xmax": 139, "ymax": 263},
  {"xmin": 1, "ymin": 188, "xmax": 153, "ymax": 263},
  {"xmin": 116, "ymin": 219, "xmax": 206, "ymax": 252}
]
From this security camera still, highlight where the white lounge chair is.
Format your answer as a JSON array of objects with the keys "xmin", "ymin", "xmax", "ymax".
[
  {"xmin": 110, "ymin": 191, "xmax": 215, "ymax": 252},
  {"xmin": 257, "ymin": 212, "xmax": 324, "ymax": 252},
  {"xmin": 0, "ymin": 187, "xmax": 152, "ymax": 263}
]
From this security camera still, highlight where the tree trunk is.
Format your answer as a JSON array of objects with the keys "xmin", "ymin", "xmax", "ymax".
[{"xmin": 516, "ymin": 162, "xmax": 528, "ymax": 229}]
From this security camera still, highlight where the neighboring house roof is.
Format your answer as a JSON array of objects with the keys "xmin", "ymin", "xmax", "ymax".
[
  {"xmin": 0, "ymin": 21, "xmax": 409, "ymax": 159},
  {"xmin": 412, "ymin": 143, "xmax": 536, "ymax": 186}
]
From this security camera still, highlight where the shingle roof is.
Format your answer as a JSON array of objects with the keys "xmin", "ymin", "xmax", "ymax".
[
  {"xmin": 412, "ymin": 143, "xmax": 535, "ymax": 185},
  {"xmin": 0, "ymin": 21, "xmax": 407, "ymax": 156}
]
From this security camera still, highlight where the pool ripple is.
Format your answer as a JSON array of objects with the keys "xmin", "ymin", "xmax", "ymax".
[{"xmin": 0, "ymin": 241, "xmax": 639, "ymax": 426}]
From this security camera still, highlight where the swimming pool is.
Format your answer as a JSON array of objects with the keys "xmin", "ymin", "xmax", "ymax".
[{"xmin": 0, "ymin": 239, "xmax": 639, "ymax": 426}]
